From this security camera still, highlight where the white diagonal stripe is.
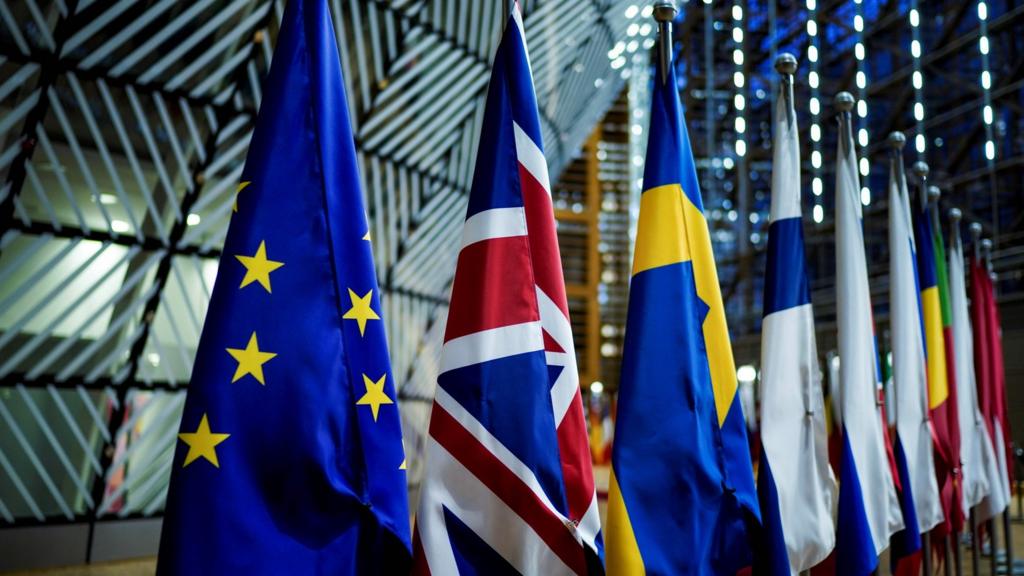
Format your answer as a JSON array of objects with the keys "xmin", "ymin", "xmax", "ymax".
[{"xmin": 514, "ymin": 121, "xmax": 550, "ymax": 194}]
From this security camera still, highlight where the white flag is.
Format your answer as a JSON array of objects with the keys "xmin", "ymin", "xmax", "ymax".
[
  {"xmin": 948, "ymin": 232, "xmax": 1004, "ymax": 516},
  {"xmin": 834, "ymin": 99, "xmax": 903, "ymax": 569},
  {"xmin": 887, "ymin": 150, "xmax": 945, "ymax": 532},
  {"xmin": 758, "ymin": 73, "xmax": 836, "ymax": 574}
]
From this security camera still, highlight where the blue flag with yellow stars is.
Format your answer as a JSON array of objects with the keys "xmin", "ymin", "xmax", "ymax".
[{"xmin": 156, "ymin": 0, "xmax": 411, "ymax": 572}]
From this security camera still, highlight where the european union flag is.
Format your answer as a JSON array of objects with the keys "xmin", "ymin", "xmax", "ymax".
[{"xmin": 157, "ymin": 0, "xmax": 411, "ymax": 572}]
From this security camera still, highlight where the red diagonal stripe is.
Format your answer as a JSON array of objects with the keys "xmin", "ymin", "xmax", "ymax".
[{"xmin": 428, "ymin": 404, "xmax": 587, "ymax": 575}]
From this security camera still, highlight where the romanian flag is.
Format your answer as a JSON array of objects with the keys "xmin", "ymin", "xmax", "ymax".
[
  {"xmin": 913, "ymin": 198, "xmax": 962, "ymax": 537},
  {"xmin": 604, "ymin": 60, "xmax": 759, "ymax": 575}
]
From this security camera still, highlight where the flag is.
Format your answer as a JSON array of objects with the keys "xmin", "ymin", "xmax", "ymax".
[
  {"xmin": 754, "ymin": 72, "xmax": 835, "ymax": 576},
  {"xmin": 886, "ymin": 147, "xmax": 942, "ymax": 576},
  {"xmin": 970, "ymin": 257, "xmax": 1012, "ymax": 521},
  {"xmin": 604, "ymin": 58, "xmax": 759, "ymax": 576},
  {"xmin": 157, "ymin": 0, "xmax": 411, "ymax": 572},
  {"xmin": 833, "ymin": 102, "xmax": 903, "ymax": 576},
  {"xmin": 913, "ymin": 193, "xmax": 963, "ymax": 536},
  {"xmin": 411, "ymin": 5, "xmax": 602, "ymax": 574},
  {"xmin": 947, "ymin": 227, "xmax": 996, "ymax": 514}
]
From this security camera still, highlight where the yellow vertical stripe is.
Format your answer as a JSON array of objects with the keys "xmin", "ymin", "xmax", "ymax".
[
  {"xmin": 631, "ymin": 185, "xmax": 691, "ymax": 276},
  {"xmin": 921, "ymin": 287, "xmax": 949, "ymax": 408},
  {"xmin": 680, "ymin": 192, "xmax": 738, "ymax": 427},
  {"xmin": 605, "ymin": 470, "xmax": 645, "ymax": 575}
]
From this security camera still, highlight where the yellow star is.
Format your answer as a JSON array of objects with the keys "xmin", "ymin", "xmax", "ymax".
[
  {"xmin": 233, "ymin": 181, "xmax": 250, "ymax": 212},
  {"xmin": 400, "ymin": 440, "xmax": 407, "ymax": 470},
  {"xmin": 226, "ymin": 332, "xmax": 277, "ymax": 385},
  {"xmin": 235, "ymin": 240, "xmax": 284, "ymax": 293},
  {"xmin": 342, "ymin": 288, "xmax": 380, "ymax": 336},
  {"xmin": 356, "ymin": 373, "xmax": 393, "ymax": 421},
  {"xmin": 178, "ymin": 414, "xmax": 230, "ymax": 468},
  {"xmin": 363, "ymin": 230, "xmax": 371, "ymax": 241}
]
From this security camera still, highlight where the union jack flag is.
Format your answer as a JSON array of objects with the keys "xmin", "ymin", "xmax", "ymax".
[{"xmin": 412, "ymin": 4, "xmax": 602, "ymax": 574}]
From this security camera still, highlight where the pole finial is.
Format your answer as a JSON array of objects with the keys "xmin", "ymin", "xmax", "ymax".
[
  {"xmin": 834, "ymin": 91, "xmax": 855, "ymax": 113},
  {"xmin": 887, "ymin": 131, "xmax": 906, "ymax": 150},
  {"xmin": 774, "ymin": 53, "xmax": 798, "ymax": 75},
  {"xmin": 912, "ymin": 161, "xmax": 929, "ymax": 179},
  {"xmin": 949, "ymin": 208, "xmax": 962, "ymax": 222},
  {"xmin": 653, "ymin": 0, "xmax": 677, "ymax": 22},
  {"xmin": 981, "ymin": 238, "xmax": 993, "ymax": 251},
  {"xmin": 653, "ymin": 1, "xmax": 677, "ymax": 84},
  {"xmin": 927, "ymin": 185, "xmax": 941, "ymax": 202},
  {"xmin": 970, "ymin": 222, "xmax": 983, "ymax": 237}
]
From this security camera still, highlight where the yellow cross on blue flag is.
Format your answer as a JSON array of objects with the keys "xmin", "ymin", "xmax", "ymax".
[
  {"xmin": 604, "ymin": 58, "xmax": 760, "ymax": 574},
  {"xmin": 157, "ymin": 0, "xmax": 411, "ymax": 572}
]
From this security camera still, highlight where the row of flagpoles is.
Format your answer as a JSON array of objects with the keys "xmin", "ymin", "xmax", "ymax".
[{"xmin": 153, "ymin": 0, "xmax": 1015, "ymax": 574}]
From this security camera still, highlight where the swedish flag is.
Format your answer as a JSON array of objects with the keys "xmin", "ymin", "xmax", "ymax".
[
  {"xmin": 157, "ymin": 0, "xmax": 411, "ymax": 572},
  {"xmin": 604, "ymin": 64, "xmax": 760, "ymax": 575}
]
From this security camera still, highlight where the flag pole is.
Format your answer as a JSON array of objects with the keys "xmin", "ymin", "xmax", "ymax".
[
  {"xmin": 912, "ymin": 161, "xmax": 930, "ymax": 213},
  {"xmin": 981, "ymin": 239, "xmax": 993, "ymax": 274},
  {"xmin": 775, "ymin": 53, "xmax": 797, "ymax": 129},
  {"xmin": 948, "ymin": 208, "xmax": 966, "ymax": 576},
  {"xmin": 653, "ymin": 1, "xmax": 677, "ymax": 85},
  {"xmin": 835, "ymin": 92, "xmax": 855, "ymax": 157},
  {"xmin": 970, "ymin": 223, "xmax": 983, "ymax": 263}
]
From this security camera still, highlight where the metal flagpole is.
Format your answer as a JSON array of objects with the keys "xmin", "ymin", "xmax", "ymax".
[
  {"xmin": 950, "ymin": 207, "xmax": 966, "ymax": 576},
  {"xmin": 775, "ymin": 53, "xmax": 797, "ymax": 128},
  {"xmin": 911, "ymin": 160, "xmax": 935, "ymax": 576},
  {"xmin": 970, "ymin": 509, "xmax": 981, "ymax": 576},
  {"xmin": 990, "ymin": 518, "xmax": 999, "ymax": 576},
  {"xmin": 653, "ymin": 1, "xmax": 677, "ymax": 85}
]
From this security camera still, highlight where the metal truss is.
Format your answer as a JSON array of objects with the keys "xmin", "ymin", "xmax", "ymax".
[
  {"xmin": 0, "ymin": 0, "xmax": 643, "ymax": 536},
  {"xmin": 671, "ymin": 0, "xmax": 1023, "ymax": 346}
]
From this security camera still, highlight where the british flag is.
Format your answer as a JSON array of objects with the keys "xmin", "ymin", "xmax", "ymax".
[{"xmin": 411, "ymin": 4, "xmax": 602, "ymax": 575}]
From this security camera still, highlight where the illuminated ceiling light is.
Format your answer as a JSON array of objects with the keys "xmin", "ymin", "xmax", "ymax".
[
  {"xmin": 627, "ymin": 23, "xmax": 639, "ymax": 37},
  {"xmin": 732, "ymin": 5, "xmax": 743, "ymax": 21},
  {"xmin": 733, "ymin": 50, "xmax": 744, "ymax": 65},
  {"xmin": 735, "ymin": 117, "xmax": 746, "ymax": 133},
  {"xmin": 861, "ymin": 187, "xmax": 871, "ymax": 206},
  {"xmin": 807, "ymin": 20, "xmax": 817, "ymax": 36},
  {"xmin": 914, "ymin": 102, "xmax": 925, "ymax": 121},
  {"xmin": 912, "ymin": 70, "xmax": 923, "ymax": 89},
  {"xmin": 813, "ymin": 204, "xmax": 824, "ymax": 223},
  {"xmin": 909, "ymin": 9, "xmax": 920, "ymax": 27},
  {"xmin": 734, "ymin": 71, "xmax": 745, "ymax": 87},
  {"xmin": 111, "ymin": 219, "xmax": 131, "ymax": 233},
  {"xmin": 625, "ymin": 4, "xmax": 639, "ymax": 18},
  {"xmin": 810, "ymin": 97, "xmax": 820, "ymax": 115},
  {"xmin": 736, "ymin": 140, "xmax": 747, "ymax": 157},
  {"xmin": 984, "ymin": 105, "xmax": 993, "ymax": 124},
  {"xmin": 812, "ymin": 177, "xmax": 823, "ymax": 196},
  {"xmin": 809, "ymin": 71, "xmax": 819, "ymax": 88},
  {"xmin": 911, "ymin": 40, "xmax": 921, "ymax": 58},
  {"xmin": 980, "ymin": 36, "xmax": 989, "ymax": 54},
  {"xmin": 858, "ymin": 128, "xmax": 869, "ymax": 147},
  {"xmin": 733, "ymin": 28, "xmax": 743, "ymax": 43},
  {"xmin": 811, "ymin": 124, "xmax": 821, "ymax": 142},
  {"xmin": 737, "ymin": 365, "xmax": 757, "ymax": 383},
  {"xmin": 734, "ymin": 94, "xmax": 745, "ymax": 110},
  {"xmin": 858, "ymin": 100, "xmax": 868, "ymax": 118},
  {"xmin": 627, "ymin": 40, "xmax": 639, "ymax": 52},
  {"xmin": 859, "ymin": 157, "xmax": 869, "ymax": 176},
  {"xmin": 985, "ymin": 140, "xmax": 995, "ymax": 159},
  {"xmin": 978, "ymin": 2, "xmax": 988, "ymax": 20},
  {"xmin": 856, "ymin": 71, "xmax": 866, "ymax": 89},
  {"xmin": 641, "ymin": 4, "xmax": 654, "ymax": 16},
  {"xmin": 808, "ymin": 45, "xmax": 818, "ymax": 62},
  {"xmin": 812, "ymin": 150, "xmax": 822, "ymax": 168},
  {"xmin": 99, "ymin": 193, "xmax": 117, "ymax": 205},
  {"xmin": 981, "ymin": 70, "xmax": 991, "ymax": 89},
  {"xmin": 611, "ymin": 56, "xmax": 626, "ymax": 69},
  {"xmin": 854, "ymin": 15, "xmax": 864, "ymax": 31},
  {"xmin": 806, "ymin": 0, "xmax": 816, "ymax": 9},
  {"xmin": 187, "ymin": 213, "xmax": 201, "ymax": 226},
  {"xmin": 855, "ymin": 43, "xmax": 865, "ymax": 60},
  {"xmin": 639, "ymin": 23, "xmax": 652, "ymax": 36},
  {"xmin": 916, "ymin": 133, "xmax": 926, "ymax": 153}
]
